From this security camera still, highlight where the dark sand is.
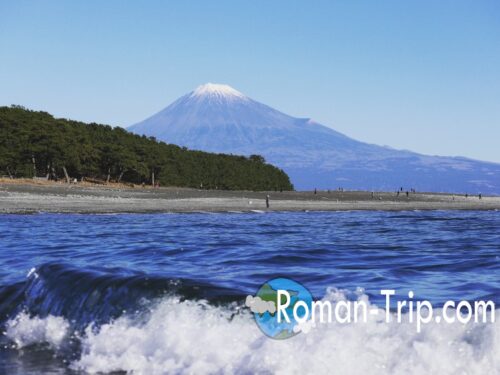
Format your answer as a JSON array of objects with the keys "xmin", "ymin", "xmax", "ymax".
[{"xmin": 0, "ymin": 181, "xmax": 498, "ymax": 214}]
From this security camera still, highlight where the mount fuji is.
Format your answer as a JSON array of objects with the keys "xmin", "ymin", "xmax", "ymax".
[{"xmin": 129, "ymin": 83, "xmax": 500, "ymax": 193}]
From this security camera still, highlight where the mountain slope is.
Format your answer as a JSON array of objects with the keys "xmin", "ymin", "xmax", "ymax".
[{"xmin": 129, "ymin": 84, "xmax": 500, "ymax": 194}]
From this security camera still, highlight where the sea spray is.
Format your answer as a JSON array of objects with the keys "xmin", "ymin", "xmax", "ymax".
[{"xmin": 4, "ymin": 289, "xmax": 498, "ymax": 375}]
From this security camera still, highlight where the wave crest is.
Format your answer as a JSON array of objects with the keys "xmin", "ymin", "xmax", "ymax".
[{"xmin": 5, "ymin": 289, "xmax": 499, "ymax": 375}]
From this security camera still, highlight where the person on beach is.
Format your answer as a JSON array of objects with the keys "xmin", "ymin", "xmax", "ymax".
[{"xmin": 266, "ymin": 194, "xmax": 270, "ymax": 208}]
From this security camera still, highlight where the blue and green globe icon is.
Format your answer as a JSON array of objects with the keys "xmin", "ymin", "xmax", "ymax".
[{"xmin": 246, "ymin": 277, "xmax": 314, "ymax": 339}]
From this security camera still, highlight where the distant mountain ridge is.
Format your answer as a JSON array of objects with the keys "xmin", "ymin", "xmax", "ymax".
[{"xmin": 129, "ymin": 83, "xmax": 500, "ymax": 194}]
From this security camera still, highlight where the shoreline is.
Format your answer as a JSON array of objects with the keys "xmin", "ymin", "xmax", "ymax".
[{"xmin": 1, "ymin": 182, "xmax": 499, "ymax": 214}]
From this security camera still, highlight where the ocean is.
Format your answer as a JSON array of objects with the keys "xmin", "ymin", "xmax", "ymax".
[{"xmin": 0, "ymin": 211, "xmax": 498, "ymax": 374}]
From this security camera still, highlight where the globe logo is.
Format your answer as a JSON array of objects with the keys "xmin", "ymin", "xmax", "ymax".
[{"xmin": 246, "ymin": 278, "xmax": 314, "ymax": 339}]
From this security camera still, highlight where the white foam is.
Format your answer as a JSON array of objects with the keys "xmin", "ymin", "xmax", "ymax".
[
  {"xmin": 6, "ymin": 311, "xmax": 69, "ymax": 349},
  {"xmin": 5, "ymin": 291, "xmax": 499, "ymax": 375},
  {"xmin": 26, "ymin": 267, "xmax": 39, "ymax": 279}
]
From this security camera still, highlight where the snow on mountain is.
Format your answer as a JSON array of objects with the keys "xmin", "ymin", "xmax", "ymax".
[
  {"xmin": 129, "ymin": 84, "xmax": 500, "ymax": 193},
  {"xmin": 190, "ymin": 83, "xmax": 247, "ymax": 100}
]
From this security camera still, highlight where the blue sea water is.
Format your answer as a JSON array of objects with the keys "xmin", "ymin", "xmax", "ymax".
[{"xmin": 0, "ymin": 211, "xmax": 498, "ymax": 374}]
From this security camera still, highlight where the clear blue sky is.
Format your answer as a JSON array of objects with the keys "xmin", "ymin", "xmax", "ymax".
[{"xmin": 1, "ymin": 1, "xmax": 499, "ymax": 162}]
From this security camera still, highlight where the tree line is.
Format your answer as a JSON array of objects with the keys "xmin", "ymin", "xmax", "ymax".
[{"xmin": 0, "ymin": 106, "xmax": 293, "ymax": 191}]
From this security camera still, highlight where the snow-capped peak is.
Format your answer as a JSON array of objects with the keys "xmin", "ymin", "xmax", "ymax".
[{"xmin": 191, "ymin": 83, "xmax": 247, "ymax": 100}]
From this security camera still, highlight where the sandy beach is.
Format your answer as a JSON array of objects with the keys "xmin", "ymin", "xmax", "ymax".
[{"xmin": 0, "ymin": 180, "xmax": 498, "ymax": 214}]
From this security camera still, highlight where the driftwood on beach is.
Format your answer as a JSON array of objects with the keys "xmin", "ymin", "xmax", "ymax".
[{"xmin": 81, "ymin": 177, "xmax": 107, "ymax": 185}]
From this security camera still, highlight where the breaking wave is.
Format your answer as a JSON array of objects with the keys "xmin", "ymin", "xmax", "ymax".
[{"xmin": 2, "ymin": 264, "xmax": 498, "ymax": 374}]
